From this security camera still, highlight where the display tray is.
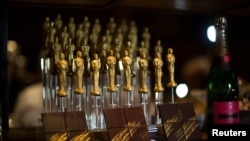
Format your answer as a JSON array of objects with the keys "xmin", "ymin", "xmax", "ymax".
[{"xmin": 2, "ymin": 125, "xmax": 210, "ymax": 141}]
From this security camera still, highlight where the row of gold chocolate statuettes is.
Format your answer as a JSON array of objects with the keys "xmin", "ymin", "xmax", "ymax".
[{"xmin": 53, "ymin": 47, "xmax": 176, "ymax": 97}]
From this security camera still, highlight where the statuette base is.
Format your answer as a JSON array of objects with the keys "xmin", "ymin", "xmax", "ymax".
[
  {"xmin": 123, "ymin": 86, "xmax": 134, "ymax": 91},
  {"xmin": 57, "ymin": 90, "xmax": 67, "ymax": 97},
  {"xmin": 167, "ymin": 81, "xmax": 177, "ymax": 87},
  {"xmin": 74, "ymin": 88, "xmax": 85, "ymax": 94},
  {"xmin": 107, "ymin": 86, "xmax": 118, "ymax": 92},
  {"xmin": 91, "ymin": 90, "xmax": 101, "ymax": 96},
  {"xmin": 154, "ymin": 87, "xmax": 164, "ymax": 92},
  {"xmin": 139, "ymin": 88, "xmax": 148, "ymax": 93}
]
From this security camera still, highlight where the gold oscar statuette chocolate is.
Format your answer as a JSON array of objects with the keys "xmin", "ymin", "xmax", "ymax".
[
  {"xmin": 56, "ymin": 52, "xmax": 68, "ymax": 97},
  {"xmin": 166, "ymin": 48, "xmax": 177, "ymax": 87}
]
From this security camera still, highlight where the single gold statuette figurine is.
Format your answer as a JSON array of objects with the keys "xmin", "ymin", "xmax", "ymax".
[
  {"xmin": 57, "ymin": 52, "xmax": 68, "ymax": 97},
  {"xmin": 154, "ymin": 40, "xmax": 163, "ymax": 55},
  {"xmin": 52, "ymin": 37, "xmax": 61, "ymax": 65},
  {"xmin": 91, "ymin": 53, "xmax": 101, "ymax": 96},
  {"xmin": 65, "ymin": 37, "xmax": 75, "ymax": 76},
  {"xmin": 166, "ymin": 48, "xmax": 177, "ymax": 87},
  {"xmin": 81, "ymin": 38, "xmax": 91, "ymax": 77},
  {"xmin": 107, "ymin": 50, "xmax": 118, "ymax": 92},
  {"xmin": 153, "ymin": 51, "xmax": 164, "ymax": 92},
  {"xmin": 99, "ymin": 36, "xmax": 108, "ymax": 73},
  {"xmin": 122, "ymin": 50, "xmax": 133, "ymax": 91},
  {"xmin": 74, "ymin": 50, "xmax": 85, "ymax": 94},
  {"xmin": 138, "ymin": 52, "xmax": 149, "ymax": 93}
]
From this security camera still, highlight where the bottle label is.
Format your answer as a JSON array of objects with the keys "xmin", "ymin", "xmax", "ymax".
[{"xmin": 213, "ymin": 101, "xmax": 239, "ymax": 124}]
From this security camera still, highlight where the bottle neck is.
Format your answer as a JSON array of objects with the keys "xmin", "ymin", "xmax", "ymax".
[
  {"xmin": 212, "ymin": 20, "xmax": 233, "ymax": 71},
  {"xmin": 215, "ymin": 26, "xmax": 229, "ymax": 57}
]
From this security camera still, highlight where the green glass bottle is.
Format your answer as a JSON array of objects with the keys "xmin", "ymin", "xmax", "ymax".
[{"xmin": 207, "ymin": 16, "xmax": 239, "ymax": 125}]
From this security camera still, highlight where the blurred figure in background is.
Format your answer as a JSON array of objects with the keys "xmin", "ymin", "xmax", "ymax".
[
  {"xmin": 7, "ymin": 40, "xmax": 39, "ymax": 115},
  {"xmin": 7, "ymin": 40, "xmax": 43, "ymax": 128}
]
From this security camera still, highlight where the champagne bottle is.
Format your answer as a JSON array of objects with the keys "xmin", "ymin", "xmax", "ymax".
[{"xmin": 207, "ymin": 16, "xmax": 239, "ymax": 125}]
